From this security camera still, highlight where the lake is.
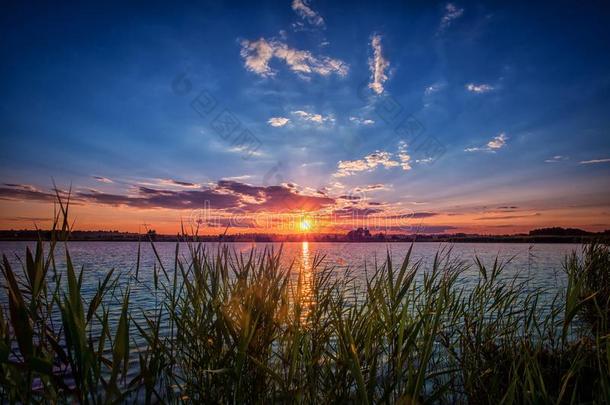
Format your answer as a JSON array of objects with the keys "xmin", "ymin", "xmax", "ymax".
[
  {"xmin": 0, "ymin": 241, "xmax": 584, "ymax": 385},
  {"xmin": 0, "ymin": 241, "xmax": 580, "ymax": 302}
]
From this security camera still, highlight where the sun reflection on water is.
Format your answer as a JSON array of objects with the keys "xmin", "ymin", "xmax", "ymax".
[
  {"xmin": 301, "ymin": 241, "xmax": 310, "ymax": 270},
  {"xmin": 296, "ymin": 241, "xmax": 314, "ymax": 323}
]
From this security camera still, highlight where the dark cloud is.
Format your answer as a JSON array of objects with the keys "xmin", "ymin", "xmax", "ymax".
[
  {"xmin": 1, "ymin": 216, "xmax": 53, "ymax": 222},
  {"xmin": 78, "ymin": 186, "xmax": 243, "ymax": 210},
  {"xmin": 333, "ymin": 207, "xmax": 383, "ymax": 218},
  {"xmin": 0, "ymin": 184, "xmax": 56, "ymax": 202},
  {"xmin": 92, "ymin": 176, "xmax": 113, "ymax": 183},
  {"xmin": 1, "ymin": 181, "xmax": 336, "ymax": 213},
  {"xmin": 475, "ymin": 213, "xmax": 541, "ymax": 220},
  {"xmin": 354, "ymin": 184, "xmax": 387, "ymax": 192},
  {"xmin": 217, "ymin": 180, "xmax": 265, "ymax": 199},
  {"xmin": 168, "ymin": 179, "xmax": 197, "ymax": 187},
  {"xmin": 384, "ymin": 212, "xmax": 438, "ymax": 219},
  {"xmin": 244, "ymin": 185, "xmax": 335, "ymax": 212},
  {"xmin": 204, "ymin": 218, "xmax": 257, "ymax": 228}
]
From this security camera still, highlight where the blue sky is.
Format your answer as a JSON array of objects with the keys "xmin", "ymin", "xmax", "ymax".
[{"xmin": 1, "ymin": 0, "xmax": 609, "ymax": 233}]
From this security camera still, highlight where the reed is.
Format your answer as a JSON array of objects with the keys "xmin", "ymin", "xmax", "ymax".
[{"xmin": 1, "ymin": 197, "xmax": 609, "ymax": 403}]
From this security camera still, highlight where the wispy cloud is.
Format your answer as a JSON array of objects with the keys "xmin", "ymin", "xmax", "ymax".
[
  {"xmin": 221, "ymin": 175, "xmax": 252, "ymax": 181},
  {"xmin": 368, "ymin": 34, "xmax": 389, "ymax": 95},
  {"xmin": 0, "ymin": 184, "xmax": 56, "ymax": 202},
  {"xmin": 335, "ymin": 151, "xmax": 400, "ymax": 177},
  {"xmin": 466, "ymin": 83, "xmax": 494, "ymax": 93},
  {"xmin": 157, "ymin": 179, "xmax": 200, "ymax": 188},
  {"xmin": 545, "ymin": 155, "xmax": 568, "ymax": 163},
  {"xmin": 354, "ymin": 184, "xmax": 390, "ymax": 192},
  {"xmin": 349, "ymin": 116, "xmax": 375, "ymax": 125},
  {"xmin": 1, "ymin": 216, "xmax": 53, "ymax": 223},
  {"xmin": 291, "ymin": 0, "xmax": 325, "ymax": 28},
  {"xmin": 227, "ymin": 145, "xmax": 264, "ymax": 157},
  {"xmin": 424, "ymin": 83, "xmax": 444, "ymax": 95},
  {"xmin": 579, "ymin": 158, "xmax": 610, "ymax": 164},
  {"xmin": 397, "ymin": 141, "xmax": 412, "ymax": 171},
  {"xmin": 92, "ymin": 175, "xmax": 113, "ymax": 183},
  {"xmin": 487, "ymin": 133, "xmax": 507, "ymax": 149},
  {"xmin": 465, "ymin": 132, "xmax": 508, "ymax": 152},
  {"xmin": 438, "ymin": 3, "xmax": 464, "ymax": 33},
  {"xmin": 475, "ymin": 213, "xmax": 541, "ymax": 221},
  {"xmin": 240, "ymin": 38, "xmax": 348, "ymax": 79},
  {"xmin": 267, "ymin": 117, "xmax": 290, "ymax": 127},
  {"xmin": 291, "ymin": 110, "xmax": 335, "ymax": 124}
]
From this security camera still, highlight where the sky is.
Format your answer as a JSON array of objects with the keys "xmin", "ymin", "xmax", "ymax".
[{"xmin": 1, "ymin": 0, "xmax": 610, "ymax": 235}]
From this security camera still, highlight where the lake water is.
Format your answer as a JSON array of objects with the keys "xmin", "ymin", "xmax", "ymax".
[
  {"xmin": 1, "ymin": 241, "xmax": 580, "ymax": 304},
  {"xmin": 0, "ymin": 241, "xmax": 582, "ymax": 383}
]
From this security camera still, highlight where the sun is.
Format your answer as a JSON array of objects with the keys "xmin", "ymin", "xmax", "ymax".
[{"xmin": 298, "ymin": 217, "xmax": 313, "ymax": 232}]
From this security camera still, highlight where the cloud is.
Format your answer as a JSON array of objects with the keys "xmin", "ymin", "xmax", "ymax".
[
  {"xmin": 240, "ymin": 38, "xmax": 275, "ymax": 77},
  {"xmin": 216, "ymin": 180, "xmax": 336, "ymax": 212},
  {"xmin": 397, "ymin": 141, "xmax": 412, "ymax": 171},
  {"xmin": 78, "ymin": 181, "xmax": 337, "ymax": 213},
  {"xmin": 240, "ymin": 38, "xmax": 348, "ymax": 79},
  {"xmin": 335, "ymin": 151, "xmax": 400, "ymax": 177},
  {"xmin": 221, "ymin": 175, "xmax": 252, "ymax": 181},
  {"xmin": 354, "ymin": 183, "xmax": 389, "ymax": 192},
  {"xmin": 579, "ymin": 158, "xmax": 610, "ymax": 165},
  {"xmin": 424, "ymin": 83, "xmax": 444, "ymax": 95},
  {"xmin": 0, "ymin": 181, "xmax": 337, "ymax": 214},
  {"xmin": 205, "ymin": 217, "xmax": 257, "ymax": 228},
  {"xmin": 475, "ymin": 213, "xmax": 541, "ymax": 220},
  {"xmin": 93, "ymin": 176, "xmax": 113, "ymax": 183},
  {"xmin": 438, "ymin": 3, "xmax": 464, "ymax": 33},
  {"xmin": 338, "ymin": 194, "xmax": 361, "ymax": 201},
  {"xmin": 1, "ymin": 216, "xmax": 53, "ymax": 223},
  {"xmin": 335, "ymin": 143, "xmax": 415, "ymax": 177},
  {"xmin": 291, "ymin": 0, "xmax": 325, "ymax": 28},
  {"xmin": 80, "ymin": 186, "xmax": 242, "ymax": 211},
  {"xmin": 487, "ymin": 133, "xmax": 507, "ymax": 149},
  {"xmin": 226, "ymin": 145, "xmax": 265, "ymax": 157},
  {"xmin": 368, "ymin": 34, "xmax": 389, "ymax": 95},
  {"xmin": 465, "ymin": 132, "xmax": 508, "ymax": 152},
  {"xmin": 0, "ymin": 184, "xmax": 57, "ymax": 202},
  {"xmin": 267, "ymin": 117, "xmax": 290, "ymax": 127},
  {"xmin": 466, "ymin": 83, "xmax": 494, "ymax": 93},
  {"xmin": 157, "ymin": 179, "xmax": 199, "ymax": 188},
  {"xmin": 545, "ymin": 155, "xmax": 569, "ymax": 163},
  {"xmin": 349, "ymin": 116, "xmax": 375, "ymax": 125},
  {"xmin": 291, "ymin": 110, "xmax": 335, "ymax": 124},
  {"xmin": 384, "ymin": 212, "xmax": 439, "ymax": 219},
  {"xmin": 333, "ymin": 206, "xmax": 383, "ymax": 218}
]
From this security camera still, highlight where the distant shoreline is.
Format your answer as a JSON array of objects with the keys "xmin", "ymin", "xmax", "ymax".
[
  {"xmin": 0, "ymin": 233, "xmax": 606, "ymax": 244},
  {"xmin": 1, "ymin": 226, "xmax": 607, "ymax": 244}
]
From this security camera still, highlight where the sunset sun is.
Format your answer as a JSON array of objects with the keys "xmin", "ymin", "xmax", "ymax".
[{"xmin": 298, "ymin": 217, "xmax": 313, "ymax": 232}]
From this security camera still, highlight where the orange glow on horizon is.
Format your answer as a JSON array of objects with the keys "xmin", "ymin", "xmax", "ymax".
[{"xmin": 0, "ymin": 199, "xmax": 608, "ymax": 235}]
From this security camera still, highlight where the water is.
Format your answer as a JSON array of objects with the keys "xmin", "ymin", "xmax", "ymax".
[
  {"xmin": 0, "ymin": 240, "xmax": 579, "ymax": 291},
  {"xmin": 0, "ymin": 240, "xmax": 578, "ymax": 321},
  {"xmin": 0, "ymin": 241, "xmax": 580, "ymax": 383}
]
